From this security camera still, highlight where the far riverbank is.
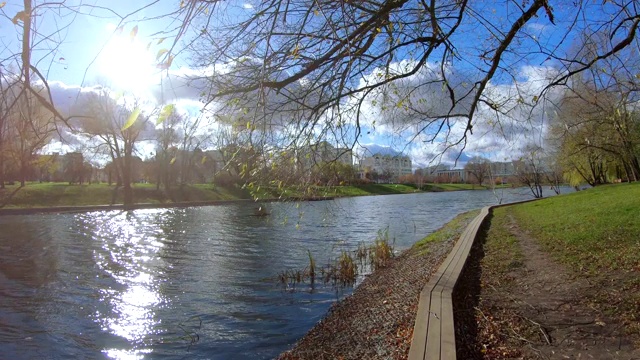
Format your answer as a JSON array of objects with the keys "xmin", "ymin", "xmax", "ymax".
[{"xmin": 0, "ymin": 181, "xmax": 502, "ymax": 215}]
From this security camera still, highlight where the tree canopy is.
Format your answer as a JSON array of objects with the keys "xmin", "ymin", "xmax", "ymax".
[
  {"xmin": 2, "ymin": 0, "xmax": 640, "ymax": 187},
  {"xmin": 176, "ymin": 0, "xmax": 640, "ymax": 153}
]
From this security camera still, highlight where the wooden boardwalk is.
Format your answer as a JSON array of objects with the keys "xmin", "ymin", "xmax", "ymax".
[
  {"xmin": 408, "ymin": 206, "xmax": 491, "ymax": 360},
  {"xmin": 409, "ymin": 199, "xmax": 539, "ymax": 360}
]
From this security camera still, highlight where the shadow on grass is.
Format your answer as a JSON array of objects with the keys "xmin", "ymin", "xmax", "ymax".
[
  {"xmin": 453, "ymin": 212, "xmax": 491, "ymax": 360},
  {"xmin": 419, "ymin": 184, "xmax": 446, "ymax": 192},
  {"xmin": 352, "ymin": 184, "xmax": 416, "ymax": 195},
  {"xmin": 0, "ymin": 185, "xmax": 24, "ymax": 208}
]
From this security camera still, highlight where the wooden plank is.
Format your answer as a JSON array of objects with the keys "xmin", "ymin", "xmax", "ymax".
[
  {"xmin": 425, "ymin": 290, "xmax": 443, "ymax": 359},
  {"xmin": 408, "ymin": 287, "xmax": 433, "ymax": 360},
  {"xmin": 409, "ymin": 205, "xmax": 500, "ymax": 360},
  {"xmin": 440, "ymin": 293, "xmax": 456, "ymax": 359},
  {"xmin": 425, "ymin": 207, "xmax": 490, "ymax": 358}
]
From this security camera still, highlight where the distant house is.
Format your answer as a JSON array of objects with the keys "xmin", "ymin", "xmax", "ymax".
[
  {"xmin": 419, "ymin": 164, "xmax": 451, "ymax": 177},
  {"xmin": 358, "ymin": 146, "xmax": 412, "ymax": 182},
  {"xmin": 490, "ymin": 161, "xmax": 516, "ymax": 179},
  {"xmin": 434, "ymin": 168, "xmax": 468, "ymax": 183},
  {"xmin": 105, "ymin": 156, "xmax": 144, "ymax": 185},
  {"xmin": 292, "ymin": 142, "xmax": 354, "ymax": 184},
  {"xmin": 429, "ymin": 160, "xmax": 518, "ymax": 184},
  {"xmin": 297, "ymin": 141, "xmax": 353, "ymax": 170},
  {"xmin": 146, "ymin": 148, "xmax": 228, "ymax": 185}
]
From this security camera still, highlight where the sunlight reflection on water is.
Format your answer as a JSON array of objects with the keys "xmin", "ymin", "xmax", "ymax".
[
  {"xmin": 0, "ymin": 188, "xmax": 571, "ymax": 359},
  {"xmin": 90, "ymin": 210, "xmax": 168, "ymax": 355}
]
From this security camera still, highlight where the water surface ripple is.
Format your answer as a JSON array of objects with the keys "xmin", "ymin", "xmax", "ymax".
[{"xmin": 0, "ymin": 188, "xmax": 566, "ymax": 359}]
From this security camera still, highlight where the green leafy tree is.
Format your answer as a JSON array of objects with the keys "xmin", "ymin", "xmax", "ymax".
[{"xmin": 550, "ymin": 30, "xmax": 640, "ymax": 185}]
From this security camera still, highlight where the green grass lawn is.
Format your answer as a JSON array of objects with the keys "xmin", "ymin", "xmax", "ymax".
[
  {"xmin": 0, "ymin": 181, "xmax": 497, "ymax": 208},
  {"xmin": 424, "ymin": 183, "xmax": 478, "ymax": 191},
  {"xmin": 0, "ymin": 182, "xmax": 253, "ymax": 208},
  {"xmin": 502, "ymin": 182, "xmax": 640, "ymax": 335},
  {"xmin": 509, "ymin": 182, "xmax": 640, "ymax": 274},
  {"xmin": 249, "ymin": 183, "xmax": 429, "ymax": 199},
  {"xmin": 329, "ymin": 183, "xmax": 422, "ymax": 196},
  {"xmin": 413, "ymin": 210, "xmax": 480, "ymax": 255}
]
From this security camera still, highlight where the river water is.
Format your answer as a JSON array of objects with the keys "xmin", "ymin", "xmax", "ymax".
[{"xmin": 0, "ymin": 188, "xmax": 566, "ymax": 359}]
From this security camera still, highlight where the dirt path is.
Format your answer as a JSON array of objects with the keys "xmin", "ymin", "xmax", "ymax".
[{"xmin": 460, "ymin": 213, "xmax": 640, "ymax": 359}]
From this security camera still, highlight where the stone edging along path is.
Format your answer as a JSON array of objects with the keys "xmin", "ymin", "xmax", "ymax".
[{"xmin": 408, "ymin": 199, "xmax": 539, "ymax": 360}]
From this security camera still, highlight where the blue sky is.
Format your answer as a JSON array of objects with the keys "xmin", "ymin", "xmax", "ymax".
[{"xmin": 0, "ymin": 1, "xmax": 629, "ymax": 168}]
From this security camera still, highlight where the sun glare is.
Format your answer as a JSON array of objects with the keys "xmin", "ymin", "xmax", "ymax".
[{"xmin": 97, "ymin": 33, "xmax": 158, "ymax": 92}]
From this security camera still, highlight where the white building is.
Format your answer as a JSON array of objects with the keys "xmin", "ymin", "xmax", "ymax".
[
  {"xmin": 297, "ymin": 141, "xmax": 353, "ymax": 170},
  {"xmin": 358, "ymin": 150, "xmax": 412, "ymax": 182},
  {"xmin": 490, "ymin": 161, "xmax": 516, "ymax": 178},
  {"xmin": 420, "ymin": 164, "xmax": 451, "ymax": 176},
  {"xmin": 434, "ymin": 168, "xmax": 468, "ymax": 182}
]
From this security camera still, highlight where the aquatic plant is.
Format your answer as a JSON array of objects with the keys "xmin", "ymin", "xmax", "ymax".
[
  {"xmin": 307, "ymin": 250, "xmax": 316, "ymax": 283},
  {"xmin": 275, "ymin": 228, "xmax": 396, "ymax": 291},
  {"xmin": 177, "ymin": 315, "xmax": 202, "ymax": 352},
  {"xmin": 368, "ymin": 228, "xmax": 395, "ymax": 270},
  {"xmin": 335, "ymin": 250, "xmax": 357, "ymax": 285}
]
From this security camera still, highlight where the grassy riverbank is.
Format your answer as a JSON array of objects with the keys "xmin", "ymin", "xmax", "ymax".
[
  {"xmin": 278, "ymin": 182, "xmax": 640, "ymax": 359},
  {"xmin": 0, "ymin": 181, "xmax": 491, "ymax": 209},
  {"xmin": 279, "ymin": 210, "xmax": 479, "ymax": 359},
  {"xmin": 460, "ymin": 182, "xmax": 640, "ymax": 358},
  {"xmin": 0, "ymin": 182, "xmax": 250, "ymax": 208}
]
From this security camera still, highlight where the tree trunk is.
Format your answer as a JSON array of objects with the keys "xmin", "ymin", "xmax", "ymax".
[
  {"xmin": 19, "ymin": 153, "xmax": 27, "ymax": 187},
  {"xmin": 123, "ymin": 140, "xmax": 133, "ymax": 207},
  {"xmin": 0, "ymin": 149, "xmax": 4, "ymax": 190}
]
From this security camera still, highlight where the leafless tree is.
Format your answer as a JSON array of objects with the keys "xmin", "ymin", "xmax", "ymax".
[
  {"xmin": 0, "ymin": 70, "xmax": 14, "ymax": 188},
  {"xmin": 514, "ymin": 144, "xmax": 547, "ymax": 198},
  {"xmin": 3, "ymin": 83, "xmax": 58, "ymax": 186},
  {"xmin": 464, "ymin": 156, "xmax": 491, "ymax": 186},
  {"xmin": 3, "ymin": 0, "xmax": 640, "ymax": 197},
  {"xmin": 154, "ymin": 109, "xmax": 181, "ymax": 191},
  {"xmin": 549, "ymin": 33, "xmax": 640, "ymax": 185},
  {"xmin": 169, "ymin": 0, "xmax": 640, "ymax": 160},
  {"xmin": 77, "ymin": 89, "xmax": 151, "ymax": 206}
]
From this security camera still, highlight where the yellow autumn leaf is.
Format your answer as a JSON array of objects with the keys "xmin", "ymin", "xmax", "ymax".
[
  {"xmin": 156, "ymin": 104, "xmax": 175, "ymax": 125},
  {"xmin": 130, "ymin": 25, "xmax": 139, "ymax": 40},
  {"xmin": 122, "ymin": 107, "xmax": 141, "ymax": 131},
  {"xmin": 157, "ymin": 55, "xmax": 174, "ymax": 70},
  {"xmin": 156, "ymin": 48, "xmax": 168, "ymax": 61},
  {"xmin": 113, "ymin": 90, "xmax": 124, "ymax": 101}
]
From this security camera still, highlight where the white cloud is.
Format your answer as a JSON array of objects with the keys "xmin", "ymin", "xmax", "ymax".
[
  {"xmin": 526, "ymin": 22, "xmax": 551, "ymax": 34},
  {"xmin": 347, "ymin": 61, "xmax": 563, "ymax": 168},
  {"xmin": 40, "ymin": 57, "xmax": 565, "ymax": 170}
]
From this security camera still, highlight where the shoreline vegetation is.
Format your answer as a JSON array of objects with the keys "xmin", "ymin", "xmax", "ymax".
[
  {"xmin": 457, "ymin": 181, "xmax": 640, "ymax": 359},
  {"xmin": 2, "ymin": 179, "xmax": 637, "ymax": 358},
  {"xmin": 278, "ymin": 182, "xmax": 640, "ymax": 359},
  {"xmin": 278, "ymin": 210, "xmax": 481, "ymax": 359},
  {"xmin": 0, "ymin": 181, "xmax": 502, "ymax": 213}
]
